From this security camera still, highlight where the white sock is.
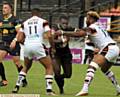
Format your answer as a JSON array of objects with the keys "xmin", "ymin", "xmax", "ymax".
[
  {"xmin": 105, "ymin": 71, "xmax": 118, "ymax": 88},
  {"xmin": 16, "ymin": 71, "xmax": 26, "ymax": 86},
  {"xmin": 81, "ymin": 68, "xmax": 95, "ymax": 92},
  {"xmin": 45, "ymin": 75, "xmax": 53, "ymax": 91}
]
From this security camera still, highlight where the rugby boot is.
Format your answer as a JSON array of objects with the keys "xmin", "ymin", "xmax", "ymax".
[
  {"xmin": 116, "ymin": 85, "xmax": 120, "ymax": 96},
  {"xmin": 0, "ymin": 80, "xmax": 8, "ymax": 87},
  {"xmin": 12, "ymin": 85, "xmax": 20, "ymax": 93},
  {"xmin": 75, "ymin": 90, "xmax": 88, "ymax": 96},
  {"xmin": 46, "ymin": 89, "xmax": 57, "ymax": 96},
  {"xmin": 22, "ymin": 78, "xmax": 28, "ymax": 87}
]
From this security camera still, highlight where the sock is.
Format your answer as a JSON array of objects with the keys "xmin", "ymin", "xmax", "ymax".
[
  {"xmin": 0, "ymin": 62, "xmax": 7, "ymax": 80},
  {"xmin": 16, "ymin": 71, "xmax": 26, "ymax": 86},
  {"xmin": 82, "ymin": 68, "xmax": 95, "ymax": 92},
  {"xmin": 16, "ymin": 65, "xmax": 23, "ymax": 72},
  {"xmin": 105, "ymin": 71, "xmax": 118, "ymax": 87},
  {"xmin": 55, "ymin": 75, "xmax": 64, "ymax": 89},
  {"xmin": 45, "ymin": 75, "xmax": 53, "ymax": 92}
]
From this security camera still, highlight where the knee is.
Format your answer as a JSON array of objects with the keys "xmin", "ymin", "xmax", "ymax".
[
  {"xmin": 101, "ymin": 67, "xmax": 108, "ymax": 73},
  {"xmin": 101, "ymin": 63, "xmax": 111, "ymax": 73},
  {"xmin": 13, "ymin": 58, "xmax": 20, "ymax": 66}
]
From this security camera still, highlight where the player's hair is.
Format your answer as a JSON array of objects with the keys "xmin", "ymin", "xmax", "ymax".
[
  {"xmin": 3, "ymin": 1, "xmax": 12, "ymax": 9},
  {"xmin": 87, "ymin": 11, "xmax": 100, "ymax": 21},
  {"xmin": 59, "ymin": 15, "xmax": 69, "ymax": 21},
  {"xmin": 31, "ymin": 8, "xmax": 40, "ymax": 16}
]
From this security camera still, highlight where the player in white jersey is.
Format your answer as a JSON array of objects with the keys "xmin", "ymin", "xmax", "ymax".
[
  {"xmin": 12, "ymin": 8, "xmax": 56, "ymax": 96},
  {"xmin": 55, "ymin": 11, "xmax": 120, "ymax": 96}
]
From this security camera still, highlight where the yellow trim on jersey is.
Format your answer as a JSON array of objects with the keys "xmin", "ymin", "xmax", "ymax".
[{"xmin": 4, "ymin": 14, "xmax": 12, "ymax": 20}]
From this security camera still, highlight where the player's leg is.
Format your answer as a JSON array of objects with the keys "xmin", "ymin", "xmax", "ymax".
[
  {"xmin": 60, "ymin": 54, "xmax": 72, "ymax": 94},
  {"xmin": 39, "ymin": 56, "xmax": 55, "ymax": 95},
  {"xmin": 101, "ymin": 45, "xmax": 120, "ymax": 95},
  {"xmin": 88, "ymin": 50, "xmax": 94, "ymax": 64},
  {"xmin": 12, "ymin": 57, "xmax": 33, "ymax": 93},
  {"xmin": 12, "ymin": 56, "xmax": 27, "ymax": 87},
  {"xmin": 101, "ymin": 62, "xmax": 120, "ymax": 95},
  {"xmin": 32, "ymin": 44, "xmax": 56, "ymax": 95},
  {"xmin": 83, "ymin": 49, "xmax": 89, "ymax": 64},
  {"xmin": 0, "ymin": 50, "xmax": 8, "ymax": 86},
  {"xmin": 76, "ymin": 54, "xmax": 105, "ymax": 96},
  {"xmin": 11, "ymin": 43, "xmax": 23, "ymax": 72},
  {"xmin": 76, "ymin": 45, "xmax": 120, "ymax": 96},
  {"xmin": 11, "ymin": 43, "xmax": 28, "ymax": 87},
  {"xmin": 12, "ymin": 56, "xmax": 23, "ymax": 72},
  {"xmin": 62, "ymin": 54, "xmax": 72, "ymax": 78},
  {"xmin": 53, "ymin": 55, "xmax": 63, "ymax": 94}
]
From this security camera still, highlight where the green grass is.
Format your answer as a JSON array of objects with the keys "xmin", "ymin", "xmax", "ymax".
[{"xmin": 0, "ymin": 60, "xmax": 120, "ymax": 97}]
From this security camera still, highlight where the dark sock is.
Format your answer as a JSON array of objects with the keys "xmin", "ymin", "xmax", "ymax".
[
  {"xmin": 16, "ymin": 65, "xmax": 23, "ymax": 72},
  {"xmin": 55, "ymin": 75, "xmax": 64, "ymax": 89},
  {"xmin": 0, "ymin": 62, "xmax": 7, "ymax": 80}
]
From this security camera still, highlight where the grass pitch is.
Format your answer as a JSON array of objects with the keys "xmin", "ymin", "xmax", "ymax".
[{"xmin": 0, "ymin": 60, "xmax": 120, "ymax": 97}]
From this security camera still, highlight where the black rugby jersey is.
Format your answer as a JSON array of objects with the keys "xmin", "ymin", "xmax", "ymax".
[
  {"xmin": 0, "ymin": 14, "xmax": 21, "ymax": 44},
  {"xmin": 52, "ymin": 24, "xmax": 75, "ymax": 55}
]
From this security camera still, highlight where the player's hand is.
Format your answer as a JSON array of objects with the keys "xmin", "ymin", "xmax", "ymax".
[
  {"xmin": 54, "ymin": 30, "xmax": 63, "ymax": 36},
  {"xmin": 10, "ymin": 40, "xmax": 16, "ymax": 49}
]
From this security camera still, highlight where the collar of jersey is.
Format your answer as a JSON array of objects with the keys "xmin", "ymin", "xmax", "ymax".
[{"xmin": 4, "ymin": 14, "xmax": 12, "ymax": 20}]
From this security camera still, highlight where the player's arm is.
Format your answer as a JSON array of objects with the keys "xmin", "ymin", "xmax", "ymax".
[
  {"xmin": 42, "ymin": 20, "xmax": 55, "ymax": 48},
  {"xmin": 56, "ymin": 29, "xmax": 86, "ymax": 37},
  {"xmin": 50, "ymin": 29, "xmax": 63, "ymax": 43},
  {"xmin": 15, "ymin": 24, "xmax": 25, "ymax": 43},
  {"xmin": 61, "ymin": 26, "xmax": 96, "ymax": 37},
  {"xmin": 10, "ymin": 23, "xmax": 24, "ymax": 49},
  {"xmin": 82, "ymin": 27, "xmax": 97, "ymax": 34},
  {"xmin": 43, "ymin": 21, "xmax": 56, "ymax": 57}
]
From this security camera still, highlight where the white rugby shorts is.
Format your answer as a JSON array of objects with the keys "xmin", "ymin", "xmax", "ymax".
[
  {"xmin": 24, "ymin": 43, "xmax": 47, "ymax": 60},
  {"xmin": 100, "ymin": 45, "xmax": 120, "ymax": 63}
]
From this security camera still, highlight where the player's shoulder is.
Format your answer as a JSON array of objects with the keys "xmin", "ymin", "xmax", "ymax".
[
  {"xmin": 24, "ymin": 16, "xmax": 47, "ymax": 23},
  {"xmin": 10, "ymin": 15, "xmax": 18, "ymax": 21},
  {"xmin": 32, "ymin": 16, "xmax": 47, "ymax": 22},
  {"xmin": 89, "ymin": 22, "xmax": 98, "ymax": 29},
  {"xmin": 10, "ymin": 15, "xmax": 22, "ymax": 24},
  {"xmin": 39, "ymin": 17, "xmax": 48, "ymax": 23},
  {"xmin": 23, "ymin": 17, "xmax": 32, "ymax": 25}
]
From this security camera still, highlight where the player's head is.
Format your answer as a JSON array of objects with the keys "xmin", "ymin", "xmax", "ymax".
[
  {"xmin": 31, "ymin": 8, "xmax": 40, "ymax": 16},
  {"xmin": 59, "ymin": 15, "xmax": 69, "ymax": 29},
  {"xmin": 2, "ymin": 2, "xmax": 12, "ymax": 16},
  {"xmin": 86, "ymin": 11, "xmax": 100, "ymax": 26}
]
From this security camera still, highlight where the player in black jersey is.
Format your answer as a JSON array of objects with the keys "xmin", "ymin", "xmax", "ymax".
[
  {"xmin": 50, "ymin": 15, "xmax": 76, "ymax": 94},
  {"xmin": 0, "ymin": 2, "xmax": 27, "ymax": 87}
]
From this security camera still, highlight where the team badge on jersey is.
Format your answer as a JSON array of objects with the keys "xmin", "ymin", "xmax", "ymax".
[{"xmin": 3, "ymin": 29, "xmax": 8, "ymax": 34}]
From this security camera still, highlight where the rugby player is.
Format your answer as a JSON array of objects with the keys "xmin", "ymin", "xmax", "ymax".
[
  {"xmin": 55, "ymin": 11, "xmax": 120, "ymax": 96},
  {"xmin": 50, "ymin": 15, "xmax": 75, "ymax": 94},
  {"xmin": 0, "ymin": 2, "xmax": 27, "ymax": 87},
  {"xmin": 12, "ymin": 8, "xmax": 56, "ymax": 96}
]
